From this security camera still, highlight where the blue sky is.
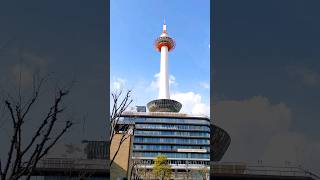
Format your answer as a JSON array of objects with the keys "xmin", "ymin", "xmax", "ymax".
[{"xmin": 110, "ymin": 0, "xmax": 210, "ymax": 115}]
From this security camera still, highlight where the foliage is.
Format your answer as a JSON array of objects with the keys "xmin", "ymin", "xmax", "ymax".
[{"xmin": 152, "ymin": 155, "xmax": 172, "ymax": 180}]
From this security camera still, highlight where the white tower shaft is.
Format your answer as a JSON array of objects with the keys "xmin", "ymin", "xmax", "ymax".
[{"xmin": 159, "ymin": 46, "xmax": 170, "ymax": 99}]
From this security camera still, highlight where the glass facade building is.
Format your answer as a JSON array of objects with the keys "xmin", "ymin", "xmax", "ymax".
[{"xmin": 121, "ymin": 111, "xmax": 211, "ymax": 179}]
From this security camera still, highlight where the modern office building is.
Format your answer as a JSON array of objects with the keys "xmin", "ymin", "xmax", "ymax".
[
  {"xmin": 122, "ymin": 110, "xmax": 214, "ymax": 179},
  {"xmin": 118, "ymin": 21, "xmax": 231, "ymax": 179}
]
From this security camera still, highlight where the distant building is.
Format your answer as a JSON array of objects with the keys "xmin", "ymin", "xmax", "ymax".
[
  {"xmin": 83, "ymin": 140, "xmax": 108, "ymax": 159},
  {"xmin": 136, "ymin": 106, "xmax": 146, "ymax": 112},
  {"xmin": 29, "ymin": 141, "xmax": 108, "ymax": 180},
  {"xmin": 210, "ymin": 162, "xmax": 319, "ymax": 180}
]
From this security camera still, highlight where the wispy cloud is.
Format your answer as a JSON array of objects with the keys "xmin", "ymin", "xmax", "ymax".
[
  {"xmin": 111, "ymin": 77, "xmax": 126, "ymax": 91},
  {"xmin": 10, "ymin": 52, "xmax": 49, "ymax": 89},
  {"xmin": 287, "ymin": 66, "xmax": 320, "ymax": 87},
  {"xmin": 149, "ymin": 73, "xmax": 177, "ymax": 91},
  {"xmin": 199, "ymin": 82, "xmax": 210, "ymax": 89}
]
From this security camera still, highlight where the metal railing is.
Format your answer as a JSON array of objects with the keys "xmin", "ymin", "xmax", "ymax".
[
  {"xmin": 122, "ymin": 111, "xmax": 209, "ymax": 119},
  {"xmin": 211, "ymin": 162, "xmax": 320, "ymax": 180},
  {"xmin": 37, "ymin": 158, "xmax": 108, "ymax": 170}
]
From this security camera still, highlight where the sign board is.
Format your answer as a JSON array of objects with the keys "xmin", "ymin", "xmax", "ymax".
[{"xmin": 177, "ymin": 149, "xmax": 207, "ymax": 153}]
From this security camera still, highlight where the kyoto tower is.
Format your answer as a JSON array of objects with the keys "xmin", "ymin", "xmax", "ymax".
[{"xmin": 147, "ymin": 20, "xmax": 182, "ymax": 112}]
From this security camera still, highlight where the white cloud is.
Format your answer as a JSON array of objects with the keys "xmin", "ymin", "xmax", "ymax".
[
  {"xmin": 192, "ymin": 103, "xmax": 210, "ymax": 116},
  {"xmin": 171, "ymin": 92, "xmax": 210, "ymax": 116},
  {"xmin": 169, "ymin": 75, "xmax": 176, "ymax": 85}
]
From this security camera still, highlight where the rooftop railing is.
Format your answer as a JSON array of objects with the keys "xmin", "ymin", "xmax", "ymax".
[
  {"xmin": 122, "ymin": 111, "xmax": 210, "ymax": 119},
  {"xmin": 211, "ymin": 162, "xmax": 320, "ymax": 180},
  {"xmin": 37, "ymin": 158, "xmax": 108, "ymax": 170}
]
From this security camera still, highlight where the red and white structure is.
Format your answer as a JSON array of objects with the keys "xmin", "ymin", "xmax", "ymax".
[{"xmin": 154, "ymin": 20, "xmax": 175, "ymax": 99}]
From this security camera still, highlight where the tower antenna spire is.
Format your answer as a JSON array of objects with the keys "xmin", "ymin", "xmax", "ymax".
[{"xmin": 162, "ymin": 17, "xmax": 167, "ymax": 34}]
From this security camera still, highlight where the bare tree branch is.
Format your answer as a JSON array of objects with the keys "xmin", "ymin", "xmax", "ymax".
[
  {"xmin": 20, "ymin": 76, "xmax": 45, "ymax": 120},
  {"xmin": 109, "ymin": 89, "xmax": 134, "ymax": 167},
  {"xmin": 21, "ymin": 106, "xmax": 54, "ymax": 156},
  {"xmin": 0, "ymin": 160, "xmax": 2, "ymax": 177},
  {"xmin": 0, "ymin": 79, "xmax": 74, "ymax": 180},
  {"xmin": 23, "ymin": 90, "xmax": 69, "ymax": 180},
  {"xmin": 2, "ymin": 101, "xmax": 18, "ymax": 180},
  {"xmin": 38, "ymin": 120, "xmax": 73, "ymax": 160}
]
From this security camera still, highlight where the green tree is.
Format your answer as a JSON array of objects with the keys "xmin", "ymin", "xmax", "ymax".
[{"xmin": 152, "ymin": 155, "xmax": 172, "ymax": 180}]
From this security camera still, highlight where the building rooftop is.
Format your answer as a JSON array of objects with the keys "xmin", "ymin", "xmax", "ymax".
[{"xmin": 121, "ymin": 110, "xmax": 210, "ymax": 120}]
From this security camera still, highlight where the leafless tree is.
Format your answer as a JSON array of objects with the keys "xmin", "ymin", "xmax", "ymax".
[
  {"xmin": 0, "ymin": 76, "xmax": 73, "ymax": 180},
  {"xmin": 109, "ymin": 90, "xmax": 134, "ymax": 166},
  {"xmin": 130, "ymin": 158, "xmax": 151, "ymax": 180},
  {"xmin": 130, "ymin": 159, "xmax": 142, "ymax": 180}
]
